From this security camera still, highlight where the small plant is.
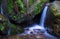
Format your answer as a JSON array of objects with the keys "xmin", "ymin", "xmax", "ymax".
[
  {"xmin": 8, "ymin": 0, "xmax": 26, "ymax": 22},
  {"xmin": 0, "ymin": 14, "xmax": 24, "ymax": 35},
  {"xmin": 0, "ymin": 14, "xmax": 8, "ymax": 31},
  {"xmin": 9, "ymin": 24, "xmax": 24, "ymax": 35},
  {"xmin": 16, "ymin": 0, "xmax": 26, "ymax": 14},
  {"xmin": 34, "ymin": 0, "xmax": 47, "ymax": 15}
]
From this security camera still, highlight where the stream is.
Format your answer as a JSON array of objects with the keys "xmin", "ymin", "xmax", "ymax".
[
  {"xmin": 23, "ymin": 3, "xmax": 58, "ymax": 39},
  {"xmin": 0, "ymin": 3, "xmax": 59, "ymax": 39}
]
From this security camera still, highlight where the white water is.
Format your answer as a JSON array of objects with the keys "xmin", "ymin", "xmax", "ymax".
[
  {"xmin": 1, "ymin": 5, "xmax": 3, "ymax": 15},
  {"xmin": 27, "ymin": 4, "xmax": 49, "ymax": 31},
  {"xmin": 24, "ymin": 3, "xmax": 58, "ymax": 39},
  {"xmin": 0, "ymin": 3, "xmax": 58, "ymax": 39},
  {"xmin": 39, "ymin": 5, "xmax": 48, "ymax": 26},
  {"xmin": 27, "ymin": 5, "xmax": 48, "ymax": 31}
]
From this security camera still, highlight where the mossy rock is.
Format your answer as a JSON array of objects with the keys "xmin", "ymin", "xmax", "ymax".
[
  {"xmin": 50, "ymin": 1, "xmax": 60, "ymax": 18},
  {"xmin": 45, "ymin": 1, "xmax": 60, "ymax": 37},
  {"xmin": 0, "ymin": 14, "xmax": 8, "ymax": 36},
  {"xmin": 2, "ymin": 0, "xmax": 47, "ymax": 27},
  {"xmin": 0, "ymin": 14, "xmax": 8, "ymax": 31}
]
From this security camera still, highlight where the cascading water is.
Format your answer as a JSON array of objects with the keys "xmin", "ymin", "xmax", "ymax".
[
  {"xmin": 39, "ymin": 4, "xmax": 48, "ymax": 26},
  {"xmin": 24, "ymin": 3, "xmax": 49, "ymax": 34},
  {"xmin": 23, "ymin": 3, "xmax": 58, "ymax": 39},
  {"xmin": 1, "ymin": 3, "xmax": 58, "ymax": 39}
]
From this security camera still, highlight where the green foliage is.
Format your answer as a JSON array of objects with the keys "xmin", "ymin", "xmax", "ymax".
[
  {"xmin": 0, "ymin": 25, "xmax": 4, "ymax": 31},
  {"xmin": 0, "ymin": 0, "xmax": 2, "ymax": 4},
  {"xmin": 10, "ymin": 24, "xmax": 24, "ymax": 34},
  {"xmin": 29, "ymin": 0, "xmax": 36, "ymax": 6},
  {"xmin": 34, "ymin": 3, "xmax": 43, "ymax": 14},
  {"xmin": 8, "ymin": 0, "xmax": 14, "ymax": 14},
  {"xmin": 34, "ymin": 0, "xmax": 47, "ymax": 15},
  {"xmin": 1, "ymin": 26, "xmax": 4, "ymax": 31},
  {"xmin": 50, "ymin": 1, "xmax": 60, "ymax": 18},
  {"xmin": 1, "ymin": 21, "xmax": 7, "ymax": 31},
  {"xmin": 10, "ymin": 24, "xmax": 17, "ymax": 29},
  {"xmin": 8, "ymin": 0, "xmax": 26, "ymax": 20},
  {"xmin": 16, "ymin": 0, "xmax": 26, "ymax": 14},
  {"xmin": 0, "ymin": 20, "xmax": 8, "ymax": 31}
]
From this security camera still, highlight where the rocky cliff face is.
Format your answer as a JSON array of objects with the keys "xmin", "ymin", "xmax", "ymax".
[
  {"xmin": 45, "ymin": 1, "xmax": 60, "ymax": 37},
  {"xmin": 2, "ymin": 0, "xmax": 47, "ymax": 25},
  {"xmin": 0, "ymin": 0, "xmax": 48, "ymax": 36}
]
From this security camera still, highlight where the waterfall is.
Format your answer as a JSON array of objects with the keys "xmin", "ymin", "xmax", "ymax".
[
  {"xmin": 24, "ymin": 3, "xmax": 58, "ymax": 39},
  {"xmin": 24, "ymin": 4, "xmax": 49, "ymax": 34},
  {"xmin": 28, "ymin": 4, "xmax": 49, "ymax": 31},
  {"xmin": 39, "ymin": 5, "xmax": 48, "ymax": 26},
  {"xmin": 0, "ymin": 3, "xmax": 58, "ymax": 39}
]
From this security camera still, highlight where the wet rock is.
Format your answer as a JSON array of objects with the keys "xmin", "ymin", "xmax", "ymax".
[{"xmin": 45, "ymin": 1, "xmax": 60, "ymax": 37}]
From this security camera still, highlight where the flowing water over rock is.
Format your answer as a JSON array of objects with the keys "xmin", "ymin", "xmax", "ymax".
[
  {"xmin": 24, "ymin": 3, "xmax": 49, "ymax": 34},
  {"xmin": 23, "ymin": 3, "xmax": 58, "ymax": 39},
  {"xmin": 1, "ymin": 3, "xmax": 59, "ymax": 39}
]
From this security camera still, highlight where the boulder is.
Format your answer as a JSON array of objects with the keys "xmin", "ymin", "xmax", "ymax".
[{"xmin": 45, "ymin": 1, "xmax": 60, "ymax": 37}]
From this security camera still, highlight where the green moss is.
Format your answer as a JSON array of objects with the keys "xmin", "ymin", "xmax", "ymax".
[
  {"xmin": 50, "ymin": 1, "xmax": 60, "ymax": 18},
  {"xmin": 8, "ymin": 0, "xmax": 14, "ymax": 13},
  {"xmin": 34, "ymin": 0, "xmax": 48, "ymax": 15},
  {"xmin": 1, "ymin": 26, "xmax": 4, "ymax": 31},
  {"xmin": 10, "ymin": 24, "xmax": 24, "ymax": 34},
  {"xmin": 34, "ymin": 1, "xmax": 43, "ymax": 15},
  {"xmin": 0, "ymin": 0, "xmax": 2, "ymax": 4},
  {"xmin": 16, "ymin": 0, "xmax": 26, "ymax": 14},
  {"xmin": 0, "ymin": 14, "xmax": 8, "ymax": 31},
  {"xmin": 13, "ymin": 15, "xmax": 17, "ymax": 19},
  {"xmin": 0, "ymin": 25, "xmax": 4, "ymax": 31},
  {"xmin": 29, "ymin": 0, "xmax": 36, "ymax": 7},
  {"xmin": 0, "ymin": 21, "xmax": 8, "ymax": 31},
  {"xmin": 8, "ymin": 0, "xmax": 26, "ymax": 21},
  {"xmin": 10, "ymin": 24, "xmax": 17, "ymax": 29}
]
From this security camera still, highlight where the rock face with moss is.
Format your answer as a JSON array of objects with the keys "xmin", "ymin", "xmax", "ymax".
[
  {"xmin": 50, "ymin": 1, "xmax": 60, "ymax": 17},
  {"xmin": 2, "ymin": 0, "xmax": 47, "ymax": 24},
  {"xmin": 8, "ymin": 24, "xmax": 24, "ymax": 35},
  {"xmin": 0, "ymin": 14, "xmax": 8, "ymax": 35},
  {"xmin": 45, "ymin": 1, "xmax": 60, "ymax": 37},
  {"xmin": 7, "ymin": 0, "xmax": 26, "ymax": 23},
  {"xmin": 1, "ymin": 0, "xmax": 49, "ymax": 35},
  {"xmin": 0, "ymin": 14, "xmax": 24, "ymax": 35},
  {"xmin": 0, "ymin": 14, "xmax": 8, "ymax": 31}
]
